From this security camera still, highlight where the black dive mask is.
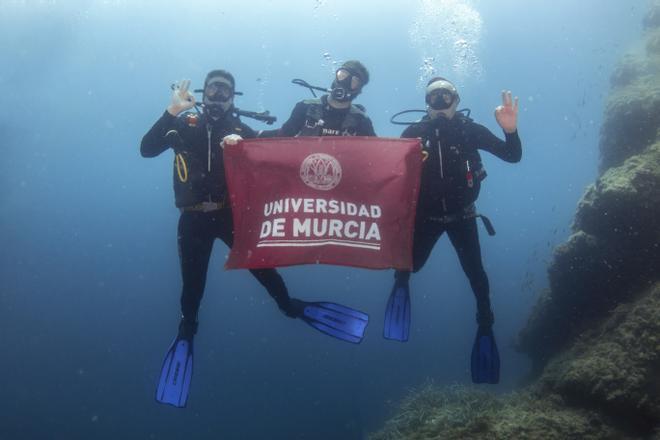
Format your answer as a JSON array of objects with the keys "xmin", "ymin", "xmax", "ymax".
[
  {"xmin": 426, "ymin": 87, "xmax": 457, "ymax": 110},
  {"xmin": 330, "ymin": 68, "xmax": 362, "ymax": 102},
  {"xmin": 203, "ymin": 80, "xmax": 234, "ymax": 120},
  {"xmin": 204, "ymin": 81, "xmax": 233, "ymax": 103}
]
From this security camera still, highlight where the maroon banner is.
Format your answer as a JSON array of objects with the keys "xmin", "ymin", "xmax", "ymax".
[{"xmin": 223, "ymin": 136, "xmax": 421, "ymax": 270}]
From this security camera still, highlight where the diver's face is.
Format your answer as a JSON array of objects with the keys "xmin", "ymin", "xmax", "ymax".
[
  {"xmin": 425, "ymin": 80, "xmax": 458, "ymax": 110},
  {"xmin": 426, "ymin": 88, "xmax": 455, "ymax": 109},
  {"xmin": 203, "ymin": 76, "xmax": 234, "ymax": 120},
  {"xmin": 204, "ymin": 77, "xmax": 234, "ymax": 103},
  {"xmin": 335, "ymin": 68, "xmax": 362, "ymax": 92},
  {"xmin": 330, "ymin": 68, "xmax": 363, "ymax": 102}
]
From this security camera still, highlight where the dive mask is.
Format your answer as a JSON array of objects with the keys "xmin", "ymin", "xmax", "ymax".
[
  {"xmin": 330, "ymin": 68, "xmax": 363, "ymax": 102},
  {"xmin": 203, "ymin": 78, "xmax": 234, "ymax": 120},
  {"xmin": 425, "ymin": 80, "xmax": 458, "ymax": 110},
  {"xmin": 204, "ymin": 80, "xmax": 234, "ymax": 103}
]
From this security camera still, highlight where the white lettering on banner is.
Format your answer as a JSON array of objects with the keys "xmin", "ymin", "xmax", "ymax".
[
  {"xmin": 344, "ymin": 221, "xmax": 358, "ymax": 238},
  {"xmin": 329, "ymin": 219, "xmax": 342, "ymax": 237},
  {"xmin": 260, "ymin": 221, "xmax": 271, "ymax": 238},
  {"xmin": 272, "ymin": 218, "xmax": 285, "ymax": 237},
  {"xmin": 260, "ymin": 218, "xmax": 288, "ymax": 238},
  {"xmin": 364, "ymin": 223, "xmax": 381, "ymax": 241},
  {"xmin": 258, "ymin": 197, "xmax": 385, "ymax": 251},
  {"xmin": 263, "ymin": 198, "xmax": 382, "ymax": 218},
  {"xmin": 266, "ymin": 218, "xmax": 381, "ymax": 241},
  {"xmin": 293, "ymin": 218, "xmax": 311, "ymax": 237}
]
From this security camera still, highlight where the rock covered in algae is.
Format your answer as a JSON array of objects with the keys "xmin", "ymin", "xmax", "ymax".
[
  {"xmin": 599, "ymin": 8, "xmax": 660, "ymax": 172},
  {"xmin": 576, "ymin": 141, "xmax": 660, "ymax": 242},
  {"xmin": 368, "ymin": 383, "xmax": 630, "ymax": 439},
  {"xmin": 643, "ymin": 1, "xmax": 660, "ymax": 30},
  {"xmin": 540, "ymin": 282, "xmax": 660, "ymax": 435},
  {"xmin": 599, "ymin": 77, "xmax": 660, "ymax": 172},
  {"xmin": 518, "ymin": 143, "xmax": 660, "ymax": 368}
]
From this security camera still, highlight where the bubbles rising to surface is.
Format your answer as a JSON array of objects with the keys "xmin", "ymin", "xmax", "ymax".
[
  {"xmin": 321, "ymin": 51, "xmax": 340, "ymax": 74},
  {"xmin": 409, "ymin": 0, "xmax": 483, "ymax": 88}
]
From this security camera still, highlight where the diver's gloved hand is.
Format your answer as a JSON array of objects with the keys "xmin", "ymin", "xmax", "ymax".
[
  {"xmin": 494, "ymin": 90, "xmax": 519, "ymax": 134},
  {"xmin": 167, "ymin": 79, "xmax": 196, "ymax": 116},
  {"xmin": 221, "ymin": 134, "xmax": 243, "ymax": 149}
]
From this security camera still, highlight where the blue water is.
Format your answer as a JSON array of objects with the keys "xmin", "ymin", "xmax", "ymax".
[{"xmin": 0, "ymin": 1, "xmax": 648, "ymax": 439}]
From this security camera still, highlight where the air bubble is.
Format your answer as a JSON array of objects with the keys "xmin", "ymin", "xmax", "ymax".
[{"xmin": 409, "ymin": 0, "xmax": 483, "ymax": 88}]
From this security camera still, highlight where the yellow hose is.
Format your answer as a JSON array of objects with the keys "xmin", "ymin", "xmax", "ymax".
[{"xmin": 175, "ymin": 153, "xmax": 188, "ymax": 182}]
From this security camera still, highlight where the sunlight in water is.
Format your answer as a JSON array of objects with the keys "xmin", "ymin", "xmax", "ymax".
[{"xmin": 409, "ymin": 0, "xmax": 483, "ymax": 88}]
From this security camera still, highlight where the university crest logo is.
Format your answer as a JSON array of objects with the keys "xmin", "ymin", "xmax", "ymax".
[{"xmin": 299, "ymin": 153, "xmax": 342, "ymax": 191}]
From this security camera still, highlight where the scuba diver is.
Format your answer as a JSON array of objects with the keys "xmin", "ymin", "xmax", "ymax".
[
  {"xmin": 384, "ymin": 77, "xmax": 521, "ymax": 384},
  {"xmin": 257, "ymin": 59, "xmax": 376, "ymax": 137},
  {"xmin": 140, "ymin": 69, "xmax": 369, "ymax": 408}
]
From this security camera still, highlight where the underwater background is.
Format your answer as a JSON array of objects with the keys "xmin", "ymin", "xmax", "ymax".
[{"xmin": 0, "ymin": 1, "xmax": 654, "ymax": 439}]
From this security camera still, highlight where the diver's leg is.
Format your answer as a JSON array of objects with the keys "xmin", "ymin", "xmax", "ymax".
[
  {"xmin": 214, "ymin": 207, "xmax": 293, "ymax": 315},
  {"xmin": 446, "ymin": 217, "xmax": 492, "ymax": 326},
  {"xmin": 395, "ymin": 214, "xmax": 444, "ymax": 283},
  {"xmin": 385, "ymin": 215, "xmax": 445, "ymax": 341},
  {"xmin": 177, "ymin": 211, "xmax": 215, "ymax": 333},
  {"xmin": 156, "ymin": 211, "xmax": 211, "ymax": 407},
  {"xmin": 448, "ymin": 217, "xmax": 500, "ymax": 383},
  {"xmin": 215, "ymin": 207, "xmax": 367, "ymax": 342}
]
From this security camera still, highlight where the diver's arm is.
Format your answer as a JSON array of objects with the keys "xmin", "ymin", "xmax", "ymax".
[
  {"xmin": 470, "ymin": 122, "xmax": 522, "ymax": 163},
  {"xmin": 140, "ymin": 111, "xmax": 180, "ymax": 158},
  {"xmin": 141, "ymin": 79, "xmax": 195, "ymax": 157},
  {"xmin": 474, "ymin": 89, "xmax": 521, "ymax": 162},
  {"xmin": 257, "ymin": 102, "xmax": 307, "ymax": 138},
  {"xmin": 276, "ymin": 102, "xmax": 308, "ymax": 137},
  {"xmin": 239, "ymin": 122, "xmax": 257, "ymax": 139},
  {"xmin": 257, "ymin": 128, "xmax": 280, "ymax": 138}
]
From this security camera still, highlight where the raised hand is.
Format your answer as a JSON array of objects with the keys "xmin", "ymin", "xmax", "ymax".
[
  {"xmin": 167, "ymin": 79, "xmax": 196, "ymax": 116},
  {"xmin": 494, "ymin": 90, "xmax": 518, "ymax": 134}
]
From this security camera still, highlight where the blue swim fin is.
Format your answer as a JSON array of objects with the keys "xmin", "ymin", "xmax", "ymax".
[
  {"xmin": 156, "ymin": 322, "xmax": 195, "ymax": 407},
  {"xmin": 292, "ymin": 300, "xmax": 369, "ymax": 344},
  {"xmin": 383, "ymin": 281, "xmax": 411, "ymax": 341},
  {"xmin": 471, "ymin": 326, "xmax": 500, "ymax": 384}
]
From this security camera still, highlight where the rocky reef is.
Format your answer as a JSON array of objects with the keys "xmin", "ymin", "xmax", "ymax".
[
  {"xmin": 518, "ymin": 141, "xmax": 660, "ymax": 373},
  {"xmin": 370, "ymin": 284, "xmax": 659, "ymax": 439},
  {"xmin": 517, "ymin": 0, "xmax": 660, "ymax": 378},
  {"xmin": 369, "ymin": 382, "xmax": 632, "ymax": 439},
  {"xmin": 370, "ymin": 2, "xmax": 660, "ymax": 439}
]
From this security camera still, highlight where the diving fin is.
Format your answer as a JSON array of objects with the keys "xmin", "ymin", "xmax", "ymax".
[
  {"xmin": 471, "ymin": 326, "xmax": 500, "ymax": 384},
  {"xmin": 292, "ymin": 299, "xmax": 369, "ymax": 344},
  {"xmin": 155, "ymin": 321, "xmax": 196, "ymax": 407},
  {"xmin": 383, "ymin": 281, "xmax": 411, "ymax": 341}
]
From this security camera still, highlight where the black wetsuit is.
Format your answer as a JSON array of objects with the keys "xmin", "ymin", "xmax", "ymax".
[
  {"xmin": 141, "ymin": 110, "xmax": 290, "ymax": 326},
  {"xmin": 395, "ymin": 114, "xmax": 522, "ymax": 325},
  {"xmin": 260, "ymin": 95, "xmax": 376, "ymax": 137}
]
